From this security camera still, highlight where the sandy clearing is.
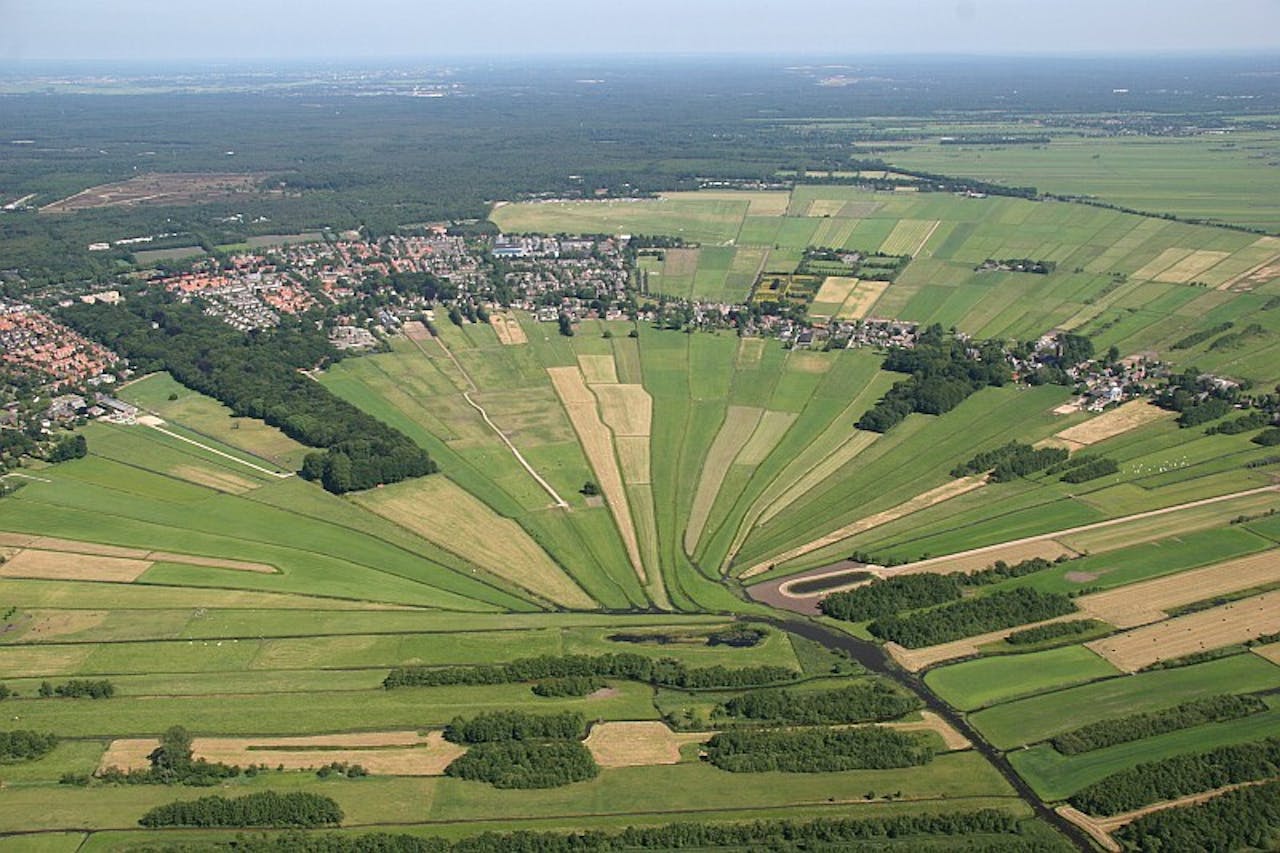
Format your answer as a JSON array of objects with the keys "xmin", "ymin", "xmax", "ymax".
[
  {"xmin": 578, "ymin": 354, "xmax": 619, "ymax": 385},
  {"xmin": 1220, "ymin": 242, "xmax": 1280, "ymax": 291},
  {"xmin": 584, "ymin": 721, "xmax": 709, "ymax": 768},
  {"xmin": 0, "ymin": 550, "xmax": 153, "ymax": 582},
  {"xmin": 146, "ymin": 552, "xmax": 276, "ymax": 574},
  {"xmin": 887, "ymin": 711, "xmax": 971, "ymax": 751},
  {"xmin": 402, "ymin": 320, "xmax": 431, "ymax": 341},
  {"xmin": 170, "ymin": 464, "xmax": 260, "ymax": 494},
  {"xmin": 839, "ymin": 280, "xmax": 890, "ymax": 320},
  {"xmin": 593, "ymin": 384, "xmax": 652, "ymax": 437},
  {"xmin": 1076, "ymin": 550, "xmax": 1280, "ymax": 629},
  {"xmin": 489, "ymin": 313, "xmax": 528, "ymax": 345},
  {"xmin": 1057, "ymin": 806, "xmax": 1122, "ymax": 852},
  {"xmin": 101, "ymin": 731, "xmax": 466, "ymax": 776},
  {"xmin": 1154, "ymin": 250, "xmax": 1233, "ymax": 284},
  {"xmin": 741, "ymin": 476, "xmax": 987, "ymax": 578},
  {"xmin": 548, "ymin": 367, "xmax": 647, "ymax": 585},
  {"xmin": 884, "ymin": 613, "xmax": 1084, "ymax": 673},
  {"xmin": 813, "ymin": 276, "xmax": 860, "ymax": 305},
  {"xmin": 756, "ymin": 431, "xmax": 880, "ymax": 527},
  {"xmin": 354, "ymin": 475, "xmax": 593, "ymax": 609},
  {"xmin": 736, "ymin": 411, "xmax": 798, "ymax": 466},
  {"xmin": 893, "ymin": 540, "xmax": 1079, "ymax": 577},
  {"xmin": 1052, "ymin": 401, "xmax": 1171, "ymax": 446},
  {"xmin": 685, "ymin": 406, "xmax": 764, "ymax": 554},
  {"xmin": 616, "ymin": 436, "xmax": 652, "ymax": 485},
  {"xmin": 1086, "ymin": 590, "xmax": 1280, "ymax": 672}
]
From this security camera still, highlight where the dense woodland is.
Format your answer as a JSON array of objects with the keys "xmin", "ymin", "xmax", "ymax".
[
  {"xmin": 60, "ymin": 298, "xmax": 434, "ymax": 492},
  {"xmin": 819, "ymin": 574, "xmax": 962, "ymax": 621},
  {"xmin": 704, "ymin": 726, "xmax": 934, "ymax": 772},
  {"xmin": 1114, "ymin": 780, "xmax": 1280, "ymax": 852},
  {"xmin": 138, "ymin": 791, "xmax": 343, "ymax": 828},
  {"xmin": 717, "ymin": 681, "xmax": 921, "ymax": 724},
  {"xmin": 384, "ymin": 654, "xmax": 799, "ymax": 690},
  {"xmin": 1069, "ymin": 737, "xmax": 1280, "ymax": 815},
  {"xmin": 445, "ymin": 740, "xmax": 599, "ymax": 789},
  {"xmin": 0, "ymin": 730, "xmax": 57, "ymax": 762},
  {"xmin": 868, "ymin": 589, "xmax": 1077, "ymax": 648},
  {"xmin": 444, "ymin": 712, "xmax": 586, "ymax": 744}
]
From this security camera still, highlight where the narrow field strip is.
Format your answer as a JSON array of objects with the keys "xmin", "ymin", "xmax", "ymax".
[
  {"xmin": 489, "ymin": 312, "xmax": 528, "ymax": 345},
  {"xmin": 885, "ymin": 614, "xmax": 1087, "ymax": 673},
  {"xmin": 756, "ymin": 431, "xmax": 880, "ymax": 527},
  {"xmin": 684, "ymin": 406, "xmax": 764, "ymax": 554},
  {"xmin": 1051, "ymin": 400, "xmax": 1171, "ymax": 447},
  {"xmin": 141, "ymin": 420, "xmax": 293, "ymax": 478}
]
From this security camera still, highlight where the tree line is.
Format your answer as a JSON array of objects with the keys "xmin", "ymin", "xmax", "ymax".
[
  {"xmin": 384, "ymin": 653, "xmax": 799, "ymax": 691},
  {"xmin": 868, "ymin": 589, "xmax": 1077, "ymax": 648},
  {"xmin": 704, "ymin": 726, "xmax": 934, "ymax": 773},
  {"xmin": 1114, "ymin": 779, "xmax": 1280, "ymax": 852},
  {"xmin": 444, "ymin": 711, "xmax": 586, "ymax": 744},
  {"xmin": 1051, "ymin": 694, "xmax": 1267, "ymax": 756},
  {"xmin": 1068, "ymin": 737, "xmax": 1280, "ymax": 816},
  {"xmin": 1006, "ymin": 619, "xmax": 1104, "ymax": 646},
  {"xmin": 855, "ymin": 325, "xmax": 1012, "ymax": 433},
  {"xmin": 717, "ymin": 681, "xmax": 921, "ymax": 725},
  {"xmin": 1052, "ymin": 454, "xmax": 1120, "ymax": 483},
  {"xmin": 60, "ymin": 298, "xmax": 435, "ymax": 494},
  {"xmin": 139, "ymin": 791, "xmax": 343, "ymax": 828},
  {"xmin": 38, "ymin": 679, "xmax": 114, "ymax": 698},
  {"xmin": 951, "ymin": 441, "xmax": 1068, "ymax": 482},
  {"xmin": 119, "ymin": 808, "xmax": 1031, "ymax": 852},
  {"xmin": 531, "ymin": 676, "xmax": 604, "ymax": 697}
]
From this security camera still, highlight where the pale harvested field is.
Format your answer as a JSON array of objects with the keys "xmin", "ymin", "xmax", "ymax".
[
  {"xmin": 584, "ymin": 721, "xmax": 709, "ymax": 768},
  {"xmin": 812, "ymin": 276, "xmax": 860, "ymax": 306},
  {"xmin": 736, "ymin": 337, "xmax": 766, "ymax": 368},
  {"xmin": 1133, "ymin": 248, "xmax": 1192, "ymax": 281},
  {"xmin": 887, "ymin": 711, "xmax": 971, "ymax": 751},
  {"xmin": 1052, "ymin": 401, "xmax": 1171, "ymax": 446},
  {"xmin": 880, "ymin": 219, "xmax": 939, "ymax": 256},
  {"xmin": 616, "ymin": 436, "xmax": 652, "ymax": 485},
  {"xmin": 578, "ymin": 354, "xmax": 619, "ymax": 385},
  {"xmin": 1254, "ymin": 640, "xmax": 1280, "ymax": 665},
  {"xmin": 490, "ymin": 313, "xmax": 527, "ymax": 345},
  {"xmin": 839, "ymin": 280, "xmax": 890, "ymax": 320},
  {"xmin": 1086, "ymin": 591, "xmax": 1280, "ymax": 672},
  {"xmin": 42, "ymin": 172, "xmax": 264, "ymax": 213},
  {"xmin": 1076, "ymin": 550, "xmax": 1280, "ymax": 629},
  {"xmin": 0, "ymin": 645, "xmax": 94, "ymax": 677},
  {"xmin": 736, "ymin": 411, "xmax": 798, "ymax": 466},
  {"xmin": 685, "ymin": 406, "xmax": 764, "ymax": 554},
  {"xmin": 20, "ymin": 610, "xmax": 109, "ymax": 641},
  {"xmin": 0, "ymin": 550, "xmax": 152, "ymax": 582},
  {"xmin": 549, "ymin": 367, "xmax": 646, "ymax": 584},
  {"xmin": 893, "ymin": 540, "xmax": 1079, "ymax": 577},
  {"xmin": 0, "ymin": 535, "xmax": 149, "ymax": 559},
  {"xmin": 402, "ymin": 320, "xmax": 431, "ymax": 341},
  {"xmin": 593, "ymin": 384, "xmax": 652, "ymax": 437},
  {"xmin": 662, "ymin": 248, "xmax": 700, "ymax": 277},
  {"xmin": 170, "ymin": 464, "xmax": 259, "ymax": 494},
  {"xmin": 1058, "ymin": 492, "xmax": 1280, "ymax": 554},
  {"xmin": 659, "ymin": 190, "xmax": 790, "ymax": 216},
  {"xmin": 148, "ymin": 553, "xmax": 276, "ymax": 574},
  {"xmin": 101, "ymin": 731, "xmax": 465, "ymax": 776},
  {"xmin": 806, "ymin": 199, "xmax": 850, "ymax": 218},
  {"xmin": 741, "ymin": 476, "xmax": 987, "ymax": 578},
  {"xmin": 353, "ymin": 475, "xmax": 593, "ymax": 609},
  {"xmin": 885, "ymin": 614, "xmax": 1083, "ymax": 673},
  {"xmin": 1154, "ymin": 250, "xmax": 1232, "ymax": 284},
  {"xmin": 757, "ymin": 431, "xmax": 880, "ymax": 526},
  {"xmin": 786, "ymin": 352, "xmax": 831, "ymax": 375}
]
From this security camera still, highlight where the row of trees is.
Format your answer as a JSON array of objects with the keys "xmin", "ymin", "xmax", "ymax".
[
  {"xmin": 1171, "ymin": 322, "xmax": 1234, "ymax": 350},
  {"xmin": 951, "ymin": 441, "xmax": 1068, "ymax": 482},
  {"xmin": 1059, "ymin": 457, "xmax": 1120, "ymax": 483},
  {"xmin": 1051, "ymin": 694, "xmax": 1267, "ymax": 756},
  {"xmin": 717, "ymin": 681, "xmax": 920, "ymax": 725},
  {"xmin": 98, "ymin": 725, "xmax": 241, "ymax": 786},
  {"xmin": 704, "ymin": 726, "xmax": 933, "ymax": 773},
  {"xmin": 38, "ymin": 679, "xmax": 114, "ymax": 699},
  {"xmin": 132, "ymin": 809, "xmax": 1026, "ymax": 851},
  {"xmin": 443, "ymin": 711, "xmax": 586, "ymax": 744},
  {"xmin": 384, "ymin": 654, "xmax": 799, "ymax": 691},
  {"xmin": 139, "ymin": 791, "xmax": 343, "ymax": 828},
  {"xmin": 1069, "ymin": 737, "xmax": 1280, "ymax": 816},
  {"xmin": 60, "ymin": 299, "xmax": 435, "ymax": 494},
  {"xmin": 531, "ymin": 676, "xmax": 604, "ymax": 697},
  {"xmin": 0, "ymin": 730, "xmax": 58, "ymax": 762},
  {"xmin": 868, "ymin": 589, "xmax": 1077, "ymax": 648},
  {"xmin": 444, "ymin": 739, "xmax": 599, "ymax": 789},
  {"xmin": 855, "ymin": 326, "xmax": 1012, "ymax": 433},
  {"xmin": 1208, "ymin": 410, "xmax": 1272, "ymax": 435},
  {"xmin": 1006, "ymin": 619, "xmax": 1104, "ymax": 646},
  {"xmin": 1115, "ymin": 779, "xmax": 1280, "ymax": 851}
]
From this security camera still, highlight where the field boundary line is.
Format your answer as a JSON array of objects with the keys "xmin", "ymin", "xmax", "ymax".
[{"xmin": 141, "ymin": 422, "xmax": 293, "ymax": 479}]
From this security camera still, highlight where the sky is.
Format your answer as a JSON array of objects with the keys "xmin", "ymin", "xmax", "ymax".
[{"xmin": 2, "ymin": 0, "xmax": 1279, "ymax": 62}]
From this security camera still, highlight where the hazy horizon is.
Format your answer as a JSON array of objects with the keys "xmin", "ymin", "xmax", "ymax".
[{"xmin": 3, "ymin": 0, "xmax": 1279, "ymax": 62}]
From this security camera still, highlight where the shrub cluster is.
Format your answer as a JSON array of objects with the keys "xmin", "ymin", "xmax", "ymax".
[
  {"xmin": 1115, "ymin": 779, "xmax": 1280, "ymax": 851},
  {"xmin": 1059, "ymin": 457, "xmax": 1120, "ymax": 483},
  {"xmin": 444, "ymin": 711, "xmax": 586, "ymax": 744},
  {"xmin": 122, "ymin": 809, "xmax": 1026, "ymax": 852},
  {"xmin": 138, "ymin": 791, "xmax": 343, "ymax": 828},
  {"xmin": 531, "ymin": 676, "xmax": 604, "ymax": 697},
  {"xmin": 1069, "ymin": 737, "xmax": 1280, "ymax": 815},
  {"xmin": 1206, "ymin": 410, "xmax": 1272, "ymax": 435},
  {"xmin": 951, "ymin": 441, "xmax": 1068, "ymax": 481},
  {"xmin": 1006, "ymin": 619, "xmax": 1104, "ymax": 646},
  {"xmin": 1051, "ymin": 695, "xmax": 1266, "ymax": 755},
  {"xmin": 38, "ymin": 679, "xmax": 114, "ymax": 698},
  {"xmin": 0, "ymin": 730, "xmax": 58, "ymax": 762},
  {"xmin": 819, "ymin": 574, "xmax": 962, "ymax": 621},
  {"xmin": 704, "ymin": 726, "xmax": 933, "ymax": 773},
  {"xmin": 868, "ymin": 589, "xmax": 1076, "ymax": 648},
  {"xmin": 445, "ymin": 740, "xmax": 598, "ymax": 789},
  {"xmin": 1253, "ymin": 427, "xmax": 1280, "ymax": 447},
  {"xmin": 1171, "ymin": 322, "xmax": 1233, "ymax": 350},
  {"xmin": 962, "ymin": 557, "xmax": 1057, "ymax": 586},
  {"xmin": 384, "ymin": 654, "xmax": 798, "ymax": 691},
  {"xmin": 718, "ymin": 682, "xmax": 921, "ymax": 725}
]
